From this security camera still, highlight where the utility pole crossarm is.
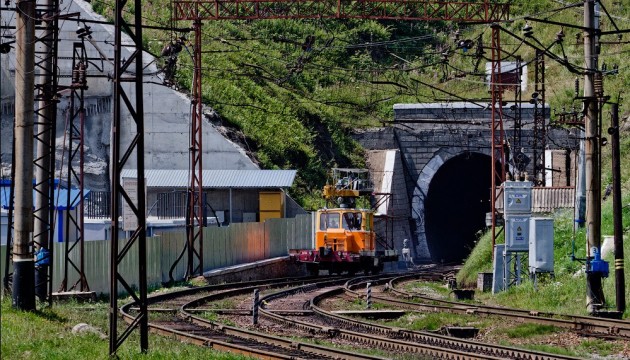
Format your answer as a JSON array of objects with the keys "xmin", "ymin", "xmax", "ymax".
[{"xmin": 173, "ymin": 0, "xmax": 509, "ymax": 22}]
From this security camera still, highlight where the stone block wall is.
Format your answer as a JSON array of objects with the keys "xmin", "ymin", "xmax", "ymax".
[{"xmin": 354, "ymin": 104, "xmax": 580, "ymax": 262}]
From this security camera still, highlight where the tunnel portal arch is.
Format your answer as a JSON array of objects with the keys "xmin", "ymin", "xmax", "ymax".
[{"xmin": 411, "ymin": 149, "xmax": 495, "ymax": 263}]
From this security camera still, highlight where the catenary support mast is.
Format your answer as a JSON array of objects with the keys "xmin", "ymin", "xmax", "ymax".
[
  {"xmin": 583, "ymin": 0, "xmax": 604, "ymax": 315},
  {"xmin": 110, "ymin": 0, "xmax": 148, "ymax": 354},
  {"xmin": 13, "ymin": 0, "xmax": 37, "ymax": 310},
  {"xmin": 109, "ymin": 0, "xmax": 509, "ymax": 353},
  {"xmin": 33, "ymin": 0, "xmax": 61, "ymax": 305}
]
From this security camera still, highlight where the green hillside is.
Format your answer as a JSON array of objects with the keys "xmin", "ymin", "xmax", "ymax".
[{"xmin": 90, "ymin": 0, "xmax": 629, "ymax": 208}]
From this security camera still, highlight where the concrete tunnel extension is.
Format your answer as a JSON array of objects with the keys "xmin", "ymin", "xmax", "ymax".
[{"xmin": 423, "ymin": 152, "xmax": 494, "ymax": 264}]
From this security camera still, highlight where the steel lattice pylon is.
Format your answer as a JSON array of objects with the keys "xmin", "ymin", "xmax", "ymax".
[
  {"xmin": 2, "ymin": 145, "xmax": 16, "ymax": 294},
  {"xmin": 532, "ymin": 50, "xmax": 546, "ymax": 186},
  {"xmin": 187, "ymin": 20, "xmax": 204, "ymax": 279},
  {"xmin": 511, "ymin": 57, "xmax": 523, "ymax": 176},
  {"xmin": 490, "ymin": 25, "xmax": 506, "ymax": 251},
  {"xmin": 100, "ymin": 0, "xmax": 514, "ymax": 353},
  {"xmin": 2, "ymin": 0, "xmax": 64, "ymax": 305},
  {"xmin": 173, "ymin": 0, "xmax": 509, "ymax": 21},
  {"xmin": 110, "ymin": 0, "xmax": 148, "ymax": 354},
  {"xmin": 171, "ymin": 0, "xmax": 510, "ymax": 282},
  {"xmin": 59, "ymin": 42, "xmax": 90, "ymax": 293}
]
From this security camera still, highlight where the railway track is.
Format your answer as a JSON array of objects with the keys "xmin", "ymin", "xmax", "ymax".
[
  {"xmin": 256, "ymin": 274, "xmax": 583, "ymax": 360},
  {"xmin": 378, "ymin": 273, "xmax": 630, "ymax": 340},
  {"xmin": 119, "ymin": 270, "xmax": 624, "ymax": 359},
  {"xmin": 122, "ymin": 276, "xmax": 388, "ymax": 359}
]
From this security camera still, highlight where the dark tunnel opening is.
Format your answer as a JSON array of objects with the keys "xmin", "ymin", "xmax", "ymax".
[{"xmin": 424, "ymin": 152, "xmax": 496, "ymax": 264}]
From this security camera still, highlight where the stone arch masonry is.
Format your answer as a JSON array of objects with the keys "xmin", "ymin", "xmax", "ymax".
[{"xmin": 354, "ymin": 103, "xmax": 581, "ymax": 262}]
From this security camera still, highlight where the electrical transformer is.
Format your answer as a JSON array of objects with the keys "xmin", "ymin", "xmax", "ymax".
[
  {"xmin": 528, "ymin": 217, "xmax": 554, "ymax": 273},
  {"xmin": 505, "ymin": 215, "xmax": 530, "ymax": 251},
  {"xmin": 503, "ymin": 180, "xmax": 533, "ymax": 214}
]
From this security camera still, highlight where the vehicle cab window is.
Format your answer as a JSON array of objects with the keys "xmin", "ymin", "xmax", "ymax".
[
  {"xmin": 342, "ymin": 212, "xmax": 362, "ymax": 230},
  {"xmin": 320, "ymin": 213, "xmax": 340, "ymax": 230}
]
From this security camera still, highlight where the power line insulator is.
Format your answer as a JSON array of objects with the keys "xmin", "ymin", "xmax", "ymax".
[
  {"xmin": 556, "ymin": 29, "xmax": 565, "ymax": 43},
  {"xmin": 457, "ymin": 39, "xmax": 474, "ymax": 51},
  {"xmin": 0, "ymin": 43, "xmax": 11, "ymax": 54},
  {"xmin": 523, "ymin": 22, "xmax": 533, "ymax": 37},
  {"xmin": 574, "ymin": 77, "xmax": 580, "ymax": 97},
  {"xmin": 72, "ymin": 64, "xmax": 80, "ymax": 85},
  {"xmin": 78, "ymin": 63, "xmax": 87, "ymax": 88},
  {"xmin": 593, "ymin": 72, "xmax": 603, "ymax": 98}
]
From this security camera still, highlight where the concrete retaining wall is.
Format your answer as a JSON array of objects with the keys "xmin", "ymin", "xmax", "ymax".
[{"xmin": 0, "ymin": 0, "xmax": 258, "ymax": 191}]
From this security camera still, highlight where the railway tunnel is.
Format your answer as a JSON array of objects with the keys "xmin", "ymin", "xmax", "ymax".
[{"xmin": 424, "ymin": 152, "xmax": 494, "ymax": 264}]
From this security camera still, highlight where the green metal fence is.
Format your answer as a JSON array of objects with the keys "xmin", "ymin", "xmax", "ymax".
[{"xmin": 0, "ymin": 214, "xmax": 312, "ymax": 295}]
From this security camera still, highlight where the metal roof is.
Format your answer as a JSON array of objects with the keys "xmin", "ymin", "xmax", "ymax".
[{"xmin": 120, "ymin": 169, "xmax": 297, "ymax": 189}]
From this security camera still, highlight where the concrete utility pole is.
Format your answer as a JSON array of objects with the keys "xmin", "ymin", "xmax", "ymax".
[
  {"xmin": 584, "ymin": 0, "xmax": 604, "ymax": 314},
  {"xmin": 13, "ymin": 0, "xmax": 36, "ymax": 310}
]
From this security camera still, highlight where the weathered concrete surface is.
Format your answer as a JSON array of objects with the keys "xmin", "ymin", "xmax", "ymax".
[
  {"xmin": 367, "ymin": 150, "xmax": 412, "ymax": 266},
  {"xmin": 203, "ymin": 257, "xmax": 307, "ymax": 284},
  {"xmin": 0, "ymin": 0, "xmax": 257, "ymax": 191}
]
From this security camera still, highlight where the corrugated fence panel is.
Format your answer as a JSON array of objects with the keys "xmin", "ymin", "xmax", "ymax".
[
  {"xmin": 280, "ymin": 219, "xmax": 290, "ymax": 254},
  {"xmin": 0, "ymin": 214, "xmax": 314, "ymax": 295},
  {"xmin": 256, "ymin": 223, "xmax": 265, "ymax": 261},
  {"xmin": 496, "ymin": 187, "xmax": 575, "ymax": 213},
  {"xmin": 243, "ymin": 224, "xmax": 253, "ymax": 263},
  {"xmin": 247, "ymin": 223, "xmax": 260, "ymax": 262},
  {"xmin": 119, "ymin": 238, "xmax": 140, "ymax": 294},
  {"xmin": 173, "ymin": 232, "xmax": 189, "ymax": 280},
  {"xmin": 147, "ymin": 237, "xmax": 162, "ymax": 286},
  {"xmin": 237, "ymin": 223, "xmax": 248, "ymax": 264},
  {"xmin": 263, "ymin": 220, "xmax": 271, "ymax": 259},
  {"xmin": 229, "ymin": 225, "xmax": 239, "ymax": 266},
  {"xmin": 82, "ymin": 240, "xmax": 109, "ymax": 294},
  {"xmin": 267, "ymin": 218, "xmax": 284, "ymax": 257},
  {"xmin": 296, "ymin": 214, "xmax": 312, "ymax": 250},
  {"xmin": 215, "ymin": 228, "xmax": 224, "ymax": 269},
  {"xmin": 201, "ymin": 228, "xmax": 213, "ymax": 272},
  {"xmin": 221, "ymin": 226, "xmax": 231, "ymax": 267},
  {"xmin": 213, "ymin": 227, "xmax": 227, "ymax": 270},
  {"xmin": 284, "ymin": 220, "xmax": 293, "ymax": 254},
  {"xmin": 0, "ymin": 246, "xmax": 8, "ymax": 283},
  {"xmin": 531, "ymin": 187, "xmax": 575, "ymax": 213},
  {"xmin": 155, "ymin": 232, "xmax": 186, "ymax": 284}
]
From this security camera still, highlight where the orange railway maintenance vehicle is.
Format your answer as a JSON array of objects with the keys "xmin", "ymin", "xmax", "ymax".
[{"xmin": 291, "ymin": 168, "xmax": 398, "ymax": 275}]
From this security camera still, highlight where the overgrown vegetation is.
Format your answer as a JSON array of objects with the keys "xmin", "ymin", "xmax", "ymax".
[
  {"xmin": 385, "ymin": 311, "xmax": 491, "ymax": 332},
  {"xmin": 3, "ymin": 4, "xmax": 628, "ymax": 358},
  {"xmin": 503, "ymin": 323, "xmax": 561, "ymax": 339},
  {"xmin": 0, "ymin": 298, "xmax": 253, "ymax": 359},
  {"xmin": 88, "ymin": 0, "xmax": 629, "ymax": 208},
  {"xmin": 457, "ymin": 145, "xmax": 630, "ymax": 317}
]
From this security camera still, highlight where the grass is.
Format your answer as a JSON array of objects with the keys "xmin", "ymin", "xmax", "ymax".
[
  {"xmin": 497, "ymin": 335, "xmax": 625, "ymax": 358},
  {"xmin": 403, "ymin": 281, "xmax": 451, "ymax": 299},
  {"xmin": 87, "ymin": 0, "xmax": 630, "ymax": 208},
  {"xmin": 0, "ymin": 297, "xmax": 252, "ymax": 359},
  {"xmin": 503, "ymin": 323, "xmax": 561, "ymax": 338},
  {"xmin": 384, "ymin": 312, "xmax": 489, "ymax": 332},
  {"xmin": 457, "ymin": 134, "xmax": 630, "ymax": 317}
]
